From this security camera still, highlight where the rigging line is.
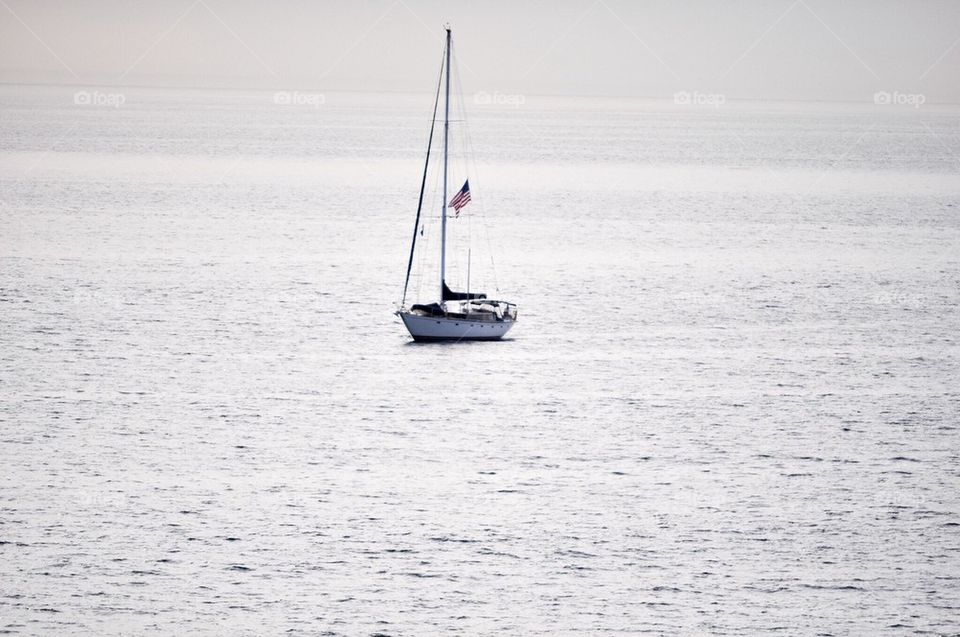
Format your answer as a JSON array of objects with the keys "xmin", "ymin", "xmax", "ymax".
[
  {"xmin": 449, "ymin": 48, "xmax": 470, "ymax": 279},
  {"xmin": 414, "ymin": 140, "xmax": 435, "ymax": 300},
  {"xmin": 416, "ymin": 163, "xmax": 436, "ymax": 299},
  {"xmin": 450, "ymin": 52, "xmax": 475, "ymax": 292},
  {"xmin": 414, "ymin": 220, "xmax": 427, "ymax": 300},
  {"xmin": 416, "ymin": 144, "xmax": 443, "ymax": 302},
  {"xmin": 453, "ymin": 47, "xmax": 500, "ymax": 294},
  {"xmin": 401, "ymin": 47, "xmax": 445, "ymax": 308}
]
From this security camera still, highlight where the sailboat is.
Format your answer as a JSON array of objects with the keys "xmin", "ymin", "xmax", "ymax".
[{"xmin": 396, "ymin": 27, "xmax": 517, "ymax": 342}]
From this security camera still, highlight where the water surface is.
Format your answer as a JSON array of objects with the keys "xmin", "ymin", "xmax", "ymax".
[{"xmin": 1, "ymin": 86, "xmax": 959, "ymax": 635}]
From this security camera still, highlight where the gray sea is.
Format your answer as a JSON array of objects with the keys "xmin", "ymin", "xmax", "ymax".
[{"xmin": 1, "ymin": 85, "xmax": 959, "ymax": 635}]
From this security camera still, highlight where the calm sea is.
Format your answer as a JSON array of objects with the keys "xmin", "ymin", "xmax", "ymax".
[{"xmin": 1, "ymin": 85, "xmax": 959, "ymax": 635}]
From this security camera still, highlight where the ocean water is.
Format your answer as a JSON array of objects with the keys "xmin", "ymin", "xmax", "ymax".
[{"xmin": 1, "ymin": 85, "xmax": 959, "ymax": 635}]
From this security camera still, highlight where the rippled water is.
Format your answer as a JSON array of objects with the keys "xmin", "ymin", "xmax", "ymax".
[{"xmin": 2, "ymin": 86, "xmax": 959, "ymax": 635}]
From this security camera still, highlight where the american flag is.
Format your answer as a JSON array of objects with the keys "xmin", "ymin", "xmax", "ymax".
[{"xmin": 448, "ymin": 180, "xmax": 471, "ymax": 216}]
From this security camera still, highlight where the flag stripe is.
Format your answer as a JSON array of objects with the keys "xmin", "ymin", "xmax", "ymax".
[{"xmin": 448, "ymin": 180, "xmax": 471, "ymax": 214}]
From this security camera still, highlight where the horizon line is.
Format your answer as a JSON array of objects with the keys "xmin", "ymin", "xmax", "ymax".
[{"xmin": 1, "ymin": 80, "xmax": 958, "ymax": 107}]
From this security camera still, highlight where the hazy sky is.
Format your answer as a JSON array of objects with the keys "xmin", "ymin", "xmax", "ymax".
[{"xmin": 2, "ymin": 0, "xmax": 959, "ymax": 101}]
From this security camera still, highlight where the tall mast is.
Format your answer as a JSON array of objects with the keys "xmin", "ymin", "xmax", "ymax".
[{"xmin": 440, "ymin": 27, "xmax": 451, "ymax": 302}]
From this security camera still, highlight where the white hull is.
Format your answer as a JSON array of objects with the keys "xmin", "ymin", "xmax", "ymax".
[{"xmin": 399, "ymin": 312, "xmax": 514, "ymax": 341}]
